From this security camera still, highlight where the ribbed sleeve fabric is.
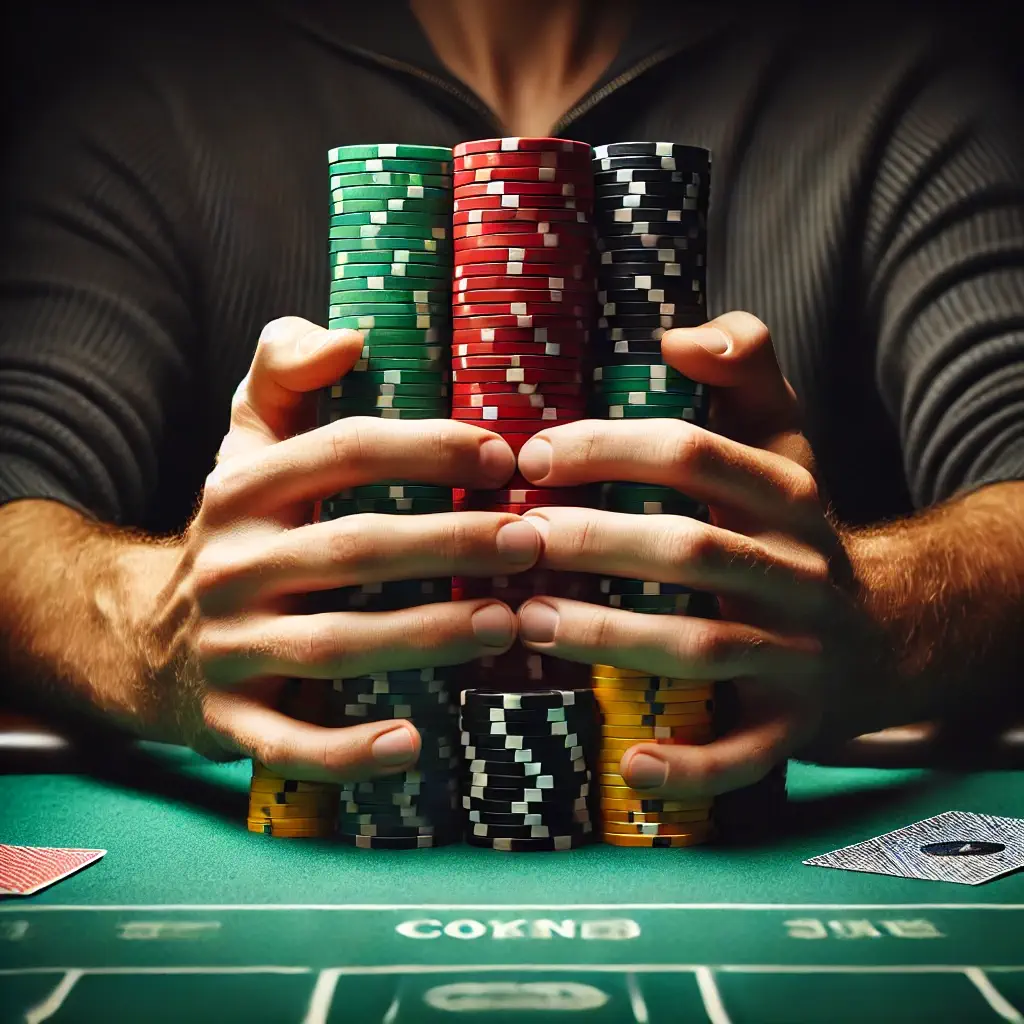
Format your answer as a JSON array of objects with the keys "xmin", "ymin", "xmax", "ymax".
[{"xmin": 0, "ymin": 3, "xmax": 1021, "ymax": 533}]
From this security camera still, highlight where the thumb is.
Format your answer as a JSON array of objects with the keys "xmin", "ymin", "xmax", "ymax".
[
  {"xmin": 223, "ymin": 317, "xmax": 364, "ymax": 459},
  {"xmin": 661, "ymin": 311, "xmax": 803, "ymax": 448}
]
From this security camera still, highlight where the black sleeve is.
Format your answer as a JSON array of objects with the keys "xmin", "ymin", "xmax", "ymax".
[
  {"xmin": 865, "ymin": 48, "xmax": 1024, "ymax": 509},
  {"xmin": 0, "ymin": 57, "xmax": 198, "ymax": 526}
]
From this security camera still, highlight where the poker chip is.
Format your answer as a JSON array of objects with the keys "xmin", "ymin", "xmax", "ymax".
[
  {"xmin": 452, "ymin": 368, "xmax": 582, "ymax": 384},
  {"xmin": 329, "ymin": 224, "xmax": 449, "ymax": 241},
  {"xmin": 453, "ymin": 207, "xmax": 590, "ymax": 227},
  {"xmin": 454, "ymin": 245, "xmax": 592, "ymax": 266},
  {"xmin": 454, "ymin": 149, "xmax": 591, "ymax": 170},
  {"xmin": 455, "ymin": 180, "xmax": 590, "ymax": 199},
  {"xmin": 329, "ymin": 144, "xmax": 454, "ymax": 163},
  {"xmin": 455, "ymin": 138, "xmax": 592, "ymax": 158},
  {"xmin": 455, "ymin": 220, "xmax": 592, "ymax": 238}
]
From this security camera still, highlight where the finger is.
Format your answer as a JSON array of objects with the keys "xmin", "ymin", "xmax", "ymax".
[
  {"xmin": 221, "ymin": 318, "xmax": 365, "ymax": 459},
  {"xmin": 204, "ymin": 690, "xmax": 422, "ymax": 783},
  {"xmin": 521, "ymin": 507, "xmax": 829, "ymax": 614},
  {"xmin": 661, "ymin": 312, "xmax": 812, "ymax": 466},
  {"xmin": 202, "ymin": 417, "xmax": 516, "ymax": 526},
  {"xmin": 517, "ymin": 419, "xmax": 824, "ymax": 539},
  {"xmin": 517, "ymin": 597, "xmax": 820, "ymax": 680},
  {"xmin": 617, "ymin": 707, "xmax": 795, "ymax": 799},
  {"xmin": 200, "ymin": 599, "xmax": 517, "ymax": 688},
  {"xmin": 196, "ymin": 513, "xmax": 541, "ymax": 610}
]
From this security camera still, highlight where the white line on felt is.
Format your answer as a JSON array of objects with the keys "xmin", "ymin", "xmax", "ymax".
[
  {"xmin": 24, "ymin": 969, "xmax": 82, "ymax": 1024},
  {"xmin": 382, "ymin": 990, "xmax": 402, "ymax": 1024},
  {"xmin": 695, "ymin": 967, "xmax": 732, "ymax": 1024},
  {"xmin": 626, "ymin": 972, "xmax": 649, "ymax": 1024},
  {"xmin": 3, "ymin": 903, "xmax": 1023, "ymax": 912},
  {"xmin": 302, "ymin": 969, "xmax": 341, "ymax": 1024},
  {"xmin": 965, "ymin": 968, "xmax": 1024, "ymax": 1023},
  {"xmin": 3, "ymin": 964, "xmax": 1024, "ymax": 978}
]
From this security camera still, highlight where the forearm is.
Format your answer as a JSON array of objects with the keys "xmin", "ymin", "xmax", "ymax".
[
  {"xmin": 842, "ymin": 480, "xmax": 1024, "ymax": 722},
  {"xmin": 0, "ymin": 499, "xmax": 183, "ymax": 737}
]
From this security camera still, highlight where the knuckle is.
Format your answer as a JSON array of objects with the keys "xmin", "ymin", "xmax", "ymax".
[
  {"xmin": 663, "ymin": 421, "xmax": 704, "ymax": 472},
  {"xmin": 190, "ymin": 544, "xmax": 242, "ymax": 599},
  {"xmin": 680, "ymin": 620, "xmax": 733, "ymax": 670},
  {"xmin": 787, "ymin": 466, "xmax": 820, "ymax": 509},
  {"xmin": 665, "ymin": 520, "xmax": 715, "ymax": 572},
  {"xmin": 577, "ymin": 605, "xmax": 615, "ymax": 650},
  {"xmin": 297, "ymin": 622, "xmax": 347, "ymax": 674},
  {"xmin": 325, "ymin": 517, "xmax": 375, "ymax": 571}
]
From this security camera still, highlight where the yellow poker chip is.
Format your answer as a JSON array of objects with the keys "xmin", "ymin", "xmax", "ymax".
[
  {"xmin": 602, "ymin": 725, "xmax": 705, "ymax": 739},
  {"xmin": 602, "ymin": 821, "xmax": 713, "ymax": 837},
  {"xmin": 590, "ymin": 674, "xmax": 711, "ymax": 690},
  {"xmin": 593, "ymin": 697, "xmax": 713, "ymax": 713},
  {"xmin": 250, "ymin": 762, "xmax": 287, "ymax": 779},
  {"xmin": 247, "ymin": 790, "xmax": 340, "ymax": 806},
  {"xmin": 601, "ymin": 829, "xmax": 713, "ymax": 847},
  {"xmin": 602, "ymin": 808, "xmax": 712, "ymax": 823},
  {"xmin": 591, "ymin": 665, "xmax": 650, "ymax": 678},
  {"xmin": 246, "ymin": 820, "xmax": 336, "ymax": 837},
  {"xmin": 600, "ymin": 736, "xmax": 713, "ymax": 755},
  {"xmin": 248, "ymin": 801, "xmax": 338, "ymax": 818},
  {"xmin": 600, "ymin": 782, "xmax": 671, "ymax": 797},
  {"xmin": 600, "ymin": 797, "xmax": 702, "ymax": 813},
  {"xmin": 248, "ymin": 778, "xmax": 338, "ymax": 794},
  {"xmin": 601, "ymin": 712, "xmax": 711, "ymax": 727}
]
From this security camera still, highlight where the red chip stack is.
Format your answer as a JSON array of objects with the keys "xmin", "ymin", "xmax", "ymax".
[{"xmin": 451, "ymin": 138, "xmax": 598, "ymax": 691}]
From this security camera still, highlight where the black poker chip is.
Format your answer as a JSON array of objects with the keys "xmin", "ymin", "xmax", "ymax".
[
  {"xmin": 600, "ymin": 301, "xmax": 704, "ymax": 319},
  {"xmin": 459, "ymin": 705, "xmax": 594, "ymax": 725},
  {"xmin": 465, "ymin": 757, "xmax": 589, "ymax": 778},
  {"xmin": 598, "ymin": 314, "xmax": 690, "ymax": 331},
  {"xmin": 593, "ymin": 155, "xmax": 709, "ymax": 174},
  {"xmin": 464, "ymin": 770, "xmax": 590, "ymax": 791},
  {"xmin": 461, "ymin": 742, "xmax": 585, "ymax": 762},
  {"xmin": 466, "ymin": 808, "xmax": 593, "ymax": 827},
  {"xmin": 464, "ymin": 783, "xmax": 589, "ymax": 803},
  {"xmin": 597, "ymin": 234, "xmax": 704, "ymax": 254},
  {"xmin": 599, "ymin": 247, "xmax": 705, "ymax": 265},
  {"xmin": 596, "ymin": 204, "xmax": 700, "ymax": 221},
  {"xmin": 594, "ymin": 167, "xmax": 704, "ymax": 184},
  {"xmin": 595, "ymin": 181, "xmax": 701, "ymax": 198},
  {"xmin": 598, "ymin": 262, "xmax": 688, "ymax": 278},
  {"xmin": 460, "ymin": 723, "xmax": 587, "ymax": 739},
  {"xmin": 342, "ymin": 689, "xmax": 454, "ymax": 707},
  {"xmin": 593, "ymin": 142, "xmax": 711, "ymax": 161},
  {"xmin": 460, "ymin": 688, "xmax": 594, "ymax": 710},
  {"xmin": 466, "ymin": 821, "xmax": 594, "ymax": 841},
  {"xmin": 463, "ymin": 795, "xmax": 592, "ymax": 815},
  {"xmin": 599, "ymin": 218, "xmax": 706, "ymax": 237},
  {"xmin": 464, "ymin": 833, "xmax": 595, "ymax": 851},
  {"xmin": 338, "ymin": 833, "xmax": 459, "ymax": 849}
]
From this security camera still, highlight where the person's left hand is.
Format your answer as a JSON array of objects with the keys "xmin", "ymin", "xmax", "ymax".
[{"xmin": 514, "ymin": 311, "xmax": 890, "ymax": 800}]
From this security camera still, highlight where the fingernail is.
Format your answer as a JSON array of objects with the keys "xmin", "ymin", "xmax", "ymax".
[
  {"xmin": 624, "ymin": 751, "xmax": 669, "ymax": 789},
  {"xmin": 371, "ymin": 725, "xmax": 417, "ymax": 766},
  {"xmin": 496, "ymin": 520, "xmax": 541, "ymax": 563},
  {"xmin": 471, "ymin": 602, "xmax": 515, "ymax": 647},
  {"xmin": 519, "ymin": 600, "xmax": 559, "ymax": 644},
  {"xmin": 522, "ymin": 513, "xmax": 549, "ymax": 543},
  {"xmin": 518, "ymin": 438, "xmax": 552, "ymax": 482},
  {"xmin": 679, "ymin": 327, "xmax": 730, "ymax": 354},
  {"xmin": 479, "ymin": 438, "xmax": 514, "ymax": 483}
]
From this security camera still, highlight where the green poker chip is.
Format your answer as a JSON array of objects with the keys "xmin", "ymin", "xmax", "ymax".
[
  {"xmin": 329, "ymin": 277, "xmax": 448, "ymax": 294},
  {"xmin": 328, "ymin": 315, "xmax": 448, "ymax": 330},
  {"xmin": 327, "ymin": 383, "xmax": 448, "ymax": 398},
  {"xmin": 330, "ymin": 198, "xmax": 450, "ymax": 215},
  {"xmin": 331, "ymin": 185, "xmax": 451, "ymax": 203},
  {"xmin": 328, "ymin": 158, "xmax": 453, "ymax": 176},
  {"xmin": 594, "ymin": 389, "xmax": 706, "ymax": 406},
  {"xmin": 332, "ymin": 249, "xmax": 448, "ymax": 265},
  {"xmin": 329, "ymin": 212, "xmax": 450, "ymax": 228},
  {"xmin": 321, "ymin": 407, "xmax": 448, "ymax": 422},
  {"xmin": 350, "ymin": 357, "xmax": 448, "ymax": 371},
  {"xmin": 335, "ymin": 396, "xmax": 449, "ymax": 410},
  {"xmin": 592, "ymin": 364, "xmax": 697, "ymax": 382},
  {"xmin": 352, "ymin": 328, "xmax": 446, "ymax": 344},
  {"xmin": 329, "ymin": 288, "xmax": 448, "ymax": 303},
  {"xmin": 604, "ymin": 406, "xmax": 705, "ymax": 421},
  {"xmin": 599, "ymin": 578, "xmax": 693, "ymax": 596},
  {"xmin": 331, "ymin": 262, "xmax": 448, "ymax": 280},
  {"xmin": 329, "ymin": 172, "xmax": 451, "ymax": 190},
  {"xmin": 330, "ymin": 307, "xmax": 449, "ymax": 322},
  {"xmin": 329, "ymin": 224, "xmax": 449, "ymax": 241},
  {"xmin": 329, "ymin": 238, "xmax": 450, "ymax": 256},
  {"xmin": 340, "ymin": 369, "xmax": 448, "ymax": 384},
  {"xmin": 606, "ymin": 597, "xmax": 692, "ymax": 613},
  {"xmin": 325, "ymin": 501, "xmax": 453, "ymax": 517},
  {"xmin": 602, "ymin": 483, "xmax": 694, "ymax": 501},
  {"xmin": 357, "ymin": 344, "xmax": 446, "ymax": 359},
  {"xmin": 327, "ymin": 144, "xmax": 454, "ymax": 163},
  {"xmin": 605, "ymin": 499, "xmax": 702, "ymax": 517}
]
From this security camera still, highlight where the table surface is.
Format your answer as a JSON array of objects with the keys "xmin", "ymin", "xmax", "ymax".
[{"xmin": 2, "ymin": 746, "xmax": 1022, "ymax": 1024}]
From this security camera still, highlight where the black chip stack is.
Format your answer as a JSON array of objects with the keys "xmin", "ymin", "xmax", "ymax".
[{"xmin": 459, "ymin": 688, "xmax": 599, "ymax": 850}]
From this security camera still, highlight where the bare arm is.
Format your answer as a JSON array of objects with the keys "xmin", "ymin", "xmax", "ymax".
[
  {"xmin": 843, "ymin": 479, "xmax": 1024, "ymax": 724},
  {"xmin": 0, "ymin": 500, "xmax": 187, "ymax": 741}
]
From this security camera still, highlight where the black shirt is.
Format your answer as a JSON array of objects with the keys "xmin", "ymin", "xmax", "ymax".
[{"xmin": 2, "ymin": 1, "xmax": 1023, "ymax": 536}]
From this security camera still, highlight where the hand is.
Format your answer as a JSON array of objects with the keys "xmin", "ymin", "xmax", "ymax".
[
  {"xmin": 514, "ymin": 312, "xmax": 887, "ymax": 800},
  {"xmin": 148, "ymin": 317, "xmax": 540, "ymax": 781}
]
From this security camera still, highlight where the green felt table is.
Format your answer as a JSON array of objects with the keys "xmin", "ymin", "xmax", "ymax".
[{"xmin": 1, "ymin": 746, "xmax": 1022, "ymax": 1023}]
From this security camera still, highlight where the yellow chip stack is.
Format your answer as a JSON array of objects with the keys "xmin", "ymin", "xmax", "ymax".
[
  {"xmin": 591, "ymin": 664, "xmax": 716, "ymax": 847},
  {"xmin": 247, "ymin": 761, "xmax": 340, "ymax": 837}
]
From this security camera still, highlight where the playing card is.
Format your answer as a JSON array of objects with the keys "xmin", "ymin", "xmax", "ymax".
[
  {"xmin": 0, "ymin": 844, "xmax": 106, "ymax": 896},
  {"xmin": 804, "ymin": 811, "xmax": 1024, "ymax": 885}
]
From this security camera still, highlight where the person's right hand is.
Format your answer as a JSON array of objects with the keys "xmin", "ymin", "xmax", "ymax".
[{"xmin": 149, "ymin": 317, "xmax": 540, "ymax": 781}]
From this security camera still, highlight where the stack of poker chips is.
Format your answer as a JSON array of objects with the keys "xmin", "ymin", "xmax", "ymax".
[
  {"xmin": 459, "ymin": 689, "xmax": 599, "ymax": 851},
  {"xmin": 248, "ymin": 682, "xmax": 340, "ymax": 837},
  {"xmin": 308, "ymin": 143, "xmax": 460, "ymax": 849},
  {"xmin": 587, "ymin": 141, "xmax": 719, "ymax": 847},
  {"xmin": 450, "ymin": 137, "xmax": 598, "ymax": 691}
]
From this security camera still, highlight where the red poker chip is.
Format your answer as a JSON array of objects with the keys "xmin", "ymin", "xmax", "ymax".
[
  {"xmin": 452, "ymin": 395, "xmax": 586, "ymax": 412},
  {"xmin": 450, "ymin": 289, "xmax": 582, "ymax": 305},
  {"xmin": 454, "ymin": 208, "xmax": 590, "ymax": 227},
  {"xmin": 453, "ymin": 166, "xmax": 594, "ymax": 187},
  {"xmin": 454, "ymin": 180, "xmax": 592, "ymax": 199},
  {"xmin": 454, "ymin": 233, "xmax": 590, "ymax": 252},
  {"xmin": 452, "ymin": 316, "xmax": 588, "ymax": 331},
  {"xmin": 454, "ymin": 195, "xmax": 584, "ymax": 213},
  {"xmin": 454, "ymin": 220, "xmax": 592, "ymax": 238},
  {"xmin": 452, "ymin": 381, "xmax": 585, "ymax": 396},
  {"xmin": 454, "ymin": 303, "xmax": 590, "ymax": 319},
  {"xmin": 453, "ymin": 354, "xmax": 582, "ymax": 369},
  {"xmin": 453, "ymin": 340, "xmax": 587, "ymax": 357},
  {"xmin": 456, "ymin": 262, "xmax": 587, "ymax": 279},
  {"xmin": 455, "ymin": 276, "xmax": 592, "ymax": 293},
  {"xmin": 451, "ymin": 406, "xmax": 583, "ymax": 422},
  {"xmin": 453, "ymin": 488, "xmax": 586, "ymax": 504},
  {"xmin": 452, "ymin": 370, "xmax": 583, "ymax": 385},
  {"xmin": 454, "ymin": 149, "xmax": 592, "ymax": 170},
  {"xmin": 451, "ymin": 326, "xmax": 590, "ymax": 343},
  {"xmin": 455, "ymin": 246, "xmax": 593, "ymax": 266},
  {"xmin": 453, "ymin": 138, "xmax": 592, "ymax": 158}
]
